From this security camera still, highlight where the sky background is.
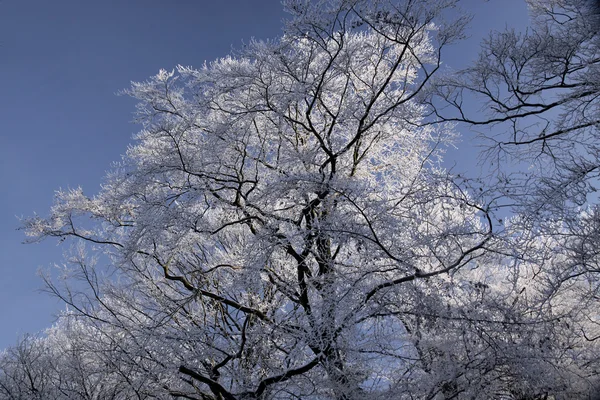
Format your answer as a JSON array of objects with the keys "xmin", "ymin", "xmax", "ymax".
[{"xmin": 0, "ymin": 0, "xmax": 529, "ymax": 350}]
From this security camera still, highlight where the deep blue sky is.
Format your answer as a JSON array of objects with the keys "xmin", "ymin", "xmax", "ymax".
[{"xmin": 0, "ymin": 0, "xmax": 529, "ymax": 350}]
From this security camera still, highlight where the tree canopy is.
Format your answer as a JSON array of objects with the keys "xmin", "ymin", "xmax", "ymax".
[{"xmin": 2, "ymin": 0, "xmax": 600, "ymax": 399}]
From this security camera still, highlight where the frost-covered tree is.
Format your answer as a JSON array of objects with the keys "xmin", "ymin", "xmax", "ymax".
[
  {"xmin": 0, "ymin": 315, "xmax": 171, "ymax": 400},
  {"xmin": 6, "ymin": 0, "xmax": 599, "ymax": 399},
  {"xmin": 430, "ymin": 0, "xmax": 600, "ymax": 218},
  {"xmin": 425, "ymin": 0, "xmax": 600, "ymax": 397},
  {"xmin": 0, "ymin": 334, "xmax": 56, "ymax": 400}
]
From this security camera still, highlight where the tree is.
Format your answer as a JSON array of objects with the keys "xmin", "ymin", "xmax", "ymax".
[
  {"xmin": 8, "ymin": 0, "xmax": 600, "ymax": 399},
  {"xmin": 0, "ymin": 316, "xmax": 168, "ymax": 400},
  {"xmin": 429, "ymin": 0, "xmax": 600, "ymax": 219},
  {"xmin": 0, "ymin": 334, "xmax": 56, "ymax": 400},
  {"xmin": 426, "ymin": 0, "xmax": 600, "ymax": 396}
]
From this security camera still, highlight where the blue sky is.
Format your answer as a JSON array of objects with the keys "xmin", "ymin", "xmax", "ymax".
[{"xmin": 0, "ymin": 0, "xmax": 529, "ymax": 350}]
